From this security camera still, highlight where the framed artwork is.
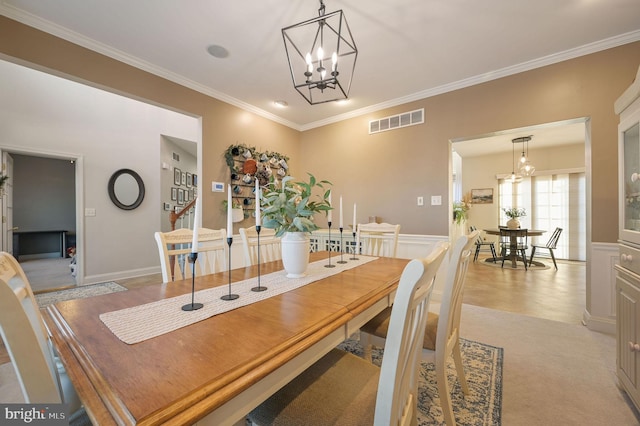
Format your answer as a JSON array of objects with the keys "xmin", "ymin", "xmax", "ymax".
[
  {"xmin": 171, "ymin": 187, "xmax": 177, "ymax": 201},
  {"xmin": 184, "ymin": 189, "xmax": 190, "ymax": 202},
  {"xmin": 174, "ymin": 168, "xmax": 181, "ymax": 185},
  {"xmin": 471, "ymin": 188, "xmax": 493, "ymax": 204},
  {"xmin": 181, "ymin": 172, "xmax": 186, "ymax": 186},
  {"xmin": 186, "ymin": 172, "xmax": 192, "ymax": 188},
  {"xmin": 163, "ymin": 202, "xmax": 171, "ymax": 211},
  {"xmin": 178, "ymin": 188, "xmax": 184, "ymax": 205},
  {"xmin": 192, "ymin": 174, "xmax": 198, "ymax": 187}
]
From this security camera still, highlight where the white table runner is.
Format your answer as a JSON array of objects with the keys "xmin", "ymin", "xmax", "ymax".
[{"xmin": 100, "ymin": 256, "xmax": 377, "ymax": 344}]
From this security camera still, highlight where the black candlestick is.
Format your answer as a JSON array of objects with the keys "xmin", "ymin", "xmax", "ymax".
[
  {"xmin": 221, "ymin": 237, "xmax": 239, "ymax": 301},
  {"xmin": 350, "ymin": 231, "xmax": 359, "ymax": 260},
  {"xmin": 325, "ymin": 221, "xmax": 335, "ymax": 268},
  {"xmin": 337, "ymin": 227, "xmax": 346, "ymax": 263},
  {"xmin": 251, "ymin": 225, "xmax": 267, "ymax": 292},
  {"xmin": 182, "ymin": 252, "xmax": 204, "ymax": 311}
]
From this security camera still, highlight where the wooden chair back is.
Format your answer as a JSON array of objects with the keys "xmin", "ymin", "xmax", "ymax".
[
  {"xmin": 374, "ymin": 241, "xmax": 448, "ymax": 424},
  {"xmin": 154, "ymin": 227, "xmax": 227, "ymax": 283},
  {"xmin": 356, "ymin": 222, "xmax": 401, "ymax": 257},
  {"xmin": 0, "ymin": 252, "xmax": 80, "ymax": 409},
  {"xmin": 239, "ymin": 226, "xmax": 281, "ymax": 266},
  {"xmin": 546, "ymin": 227, "xmax": 563, "ymax": 249}
]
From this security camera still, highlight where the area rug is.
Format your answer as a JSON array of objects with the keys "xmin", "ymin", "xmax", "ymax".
[
  {"xmin": 35, "ymin": 281, "xmax": 127, "ymax": 307},
  {"xmin": 477, "ymin": 257, "xmax": 550, "ymax": 271},
  {"xmin": 338, "ymin": 336, "xmax": 503, "ymax": 425}
]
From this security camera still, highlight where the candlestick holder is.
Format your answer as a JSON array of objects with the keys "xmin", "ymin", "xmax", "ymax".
[
  {"xmin": 350, "ymin": 231, "xmax": 359, "ymax": 260},
  {"xmin": 251, "ymin": 225, "xmax": 267, "ymax": 292},
  {"xmin": 325, "ymin": 221, "xmax": 335, "ymax": 268},
  {"xmin": 221, "ymin": 237, "xmax": 240, "ymax": 300},
  {"xmin": 337, "ymin": 227, "xmax": 347, "ymax": 263},
  {"xmin": 182, "ymin": 253, "xmax": 204, "ymax": 311}
]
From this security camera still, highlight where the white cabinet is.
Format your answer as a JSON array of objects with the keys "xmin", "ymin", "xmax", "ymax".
[{"xmin": 616, "ymin": 65, "xmax": 640, "ymax": 412}]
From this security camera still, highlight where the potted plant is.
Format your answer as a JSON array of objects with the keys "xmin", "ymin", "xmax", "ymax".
[
  {"xmin": 503, "ymin": 207, "xmax": 526, "ymax": 229},
  {"xmin": 261, "ymin": 173, "xmax": 332, "ymax": 277},
  {"xmin": 452, "ymin": 193, "xmax": 472, "ymax": 225}
]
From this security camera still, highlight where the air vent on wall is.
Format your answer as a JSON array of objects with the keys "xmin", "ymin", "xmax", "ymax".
[{"xmin": 369, "ymin": 108, "xmax": 424, "ymax": 134}]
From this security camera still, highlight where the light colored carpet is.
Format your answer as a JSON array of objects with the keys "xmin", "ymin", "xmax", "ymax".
[
  {"xmin": 34, "ymin": 282, "xmax": 127, "ymax": 306},
  {"xmin": 19, "ymin": 257, "xmax": 76, "ymax": 291},
  {"xmin": 458, "ymin": 303, "xmax": 640, "ymax": 425}
]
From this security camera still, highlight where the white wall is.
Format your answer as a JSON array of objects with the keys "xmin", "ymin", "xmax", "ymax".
[{"xmin": 0, "ymin": 60, "xmax": 199, "ymax": 284}]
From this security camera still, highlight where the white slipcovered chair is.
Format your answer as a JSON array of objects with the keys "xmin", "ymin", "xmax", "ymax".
[
  {"xmin": 154, "ymin": 227, "xmax": 227, "ymax": 283},
  {"xmin": 239, "ymin": 226, "xmax": 281, "ymax": 266},
  {"xmin": 360, "ymin": 230, "xmax": 478, "ymax": 425},
  {"xmin": 355, "ymin": 222, "xmax": 401, "ymax": 257},
  {"xmin": 248, "ymin": 241, "xmax": 449, "ymax": 426},
  {"xmin": 0, "ymin": 251, "xmax": 82, "ymax": 413}
]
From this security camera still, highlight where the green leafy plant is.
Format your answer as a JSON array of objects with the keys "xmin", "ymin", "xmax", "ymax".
[
  {"xmin": 502, "ymin": 207, "xmax": 526, "ymax": 219},
  {"xmin": 261, "ymin": 173, "xmax": 332, "ymax": 237},
  {"xmin": 453, "ymin": 202, "xmax": 469, "ymax": 225},
  {"xmin": 0, "ymin": 175, "xmax": 8, "ymax": 189}
]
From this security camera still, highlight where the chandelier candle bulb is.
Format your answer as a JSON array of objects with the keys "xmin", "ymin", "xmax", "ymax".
[{"xmin": 332, "ymin": 52, "xmax": 337, "ymax": 72}]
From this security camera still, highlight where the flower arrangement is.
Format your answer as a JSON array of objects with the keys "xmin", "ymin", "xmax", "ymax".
[
  {"xmin": 502, "ymin": 207, "xmax": 526, "ymax": 219},
  {"xmin": 260, "ymin": 173, "xmax": 332, "ymax": 237},
  {"xmin": 452, "ymin": 192, "xmax": 472, "ymax": 225}
]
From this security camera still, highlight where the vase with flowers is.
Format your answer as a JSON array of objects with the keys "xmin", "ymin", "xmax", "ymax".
[
  {"xmin": 503, "ymin": 207, "xmax": 526, "ymax": 229},
  {"xmin": 261, "ymin": 173, "xmax": 332, "ymax": 277}
]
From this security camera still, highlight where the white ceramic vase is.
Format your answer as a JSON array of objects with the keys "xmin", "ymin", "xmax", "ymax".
[
  {"xmin": 281, "ymin": 232, "xmax": 310, "ymax": 278},
  {"xmin": 506, "ymin": 218, "xmax": 520, "ymax": 229}
]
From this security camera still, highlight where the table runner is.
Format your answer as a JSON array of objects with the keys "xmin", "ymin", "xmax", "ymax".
[{"xmin": 100, "ymin": 256, "xmax": 377, "ymax": 344}]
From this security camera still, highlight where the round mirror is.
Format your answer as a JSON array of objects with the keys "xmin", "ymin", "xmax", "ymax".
[{"xmin": 108, "ymin": 169, "xmax": 145, "ymax": 210}]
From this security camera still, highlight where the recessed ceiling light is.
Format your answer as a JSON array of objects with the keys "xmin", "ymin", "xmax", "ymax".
[
  {"xmin": 207, "ymin": 45, "xmax": 229, "ymax": 59},
  {"xmin": 274, "ymin": 100, "xmax": 288, "ymax": 108}
]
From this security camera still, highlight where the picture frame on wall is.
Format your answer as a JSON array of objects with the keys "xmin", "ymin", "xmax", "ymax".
[
  {"xmin": 192, "ymin": 174, "xmax": 198, "ymax": 187},
  {"xmin": 186, "ymin": 172, "xmax": 192, "ymax": 188},
  {"xmin": 174, "ymin": 168, "xmax": 181, "ymax": 186},
  {"xmin": 471, "ymin": 188, "xmax": 493, "ymax": 204},
  {"xmin": 171, "ymin": 187, "xmax": 177, "ymax": 201},
  {"xmin": 163, "ymin": 202, "xmax": 171, "ymax": 211},
  {"xmin": 181, "ymin": 172, "xmax": 186, "ymax": 186},
  {"xmin": 178, "ymin": 188, "xmax": 184, "ymax": 205},
  {"xmin": 184, "ymin": 190, "xmax": 190, "ymax": 202}
]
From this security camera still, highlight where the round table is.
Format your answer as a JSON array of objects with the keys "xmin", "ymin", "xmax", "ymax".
[{"xmin": 483, "ymin": 228, "xmax": 546, "ymax": 268}]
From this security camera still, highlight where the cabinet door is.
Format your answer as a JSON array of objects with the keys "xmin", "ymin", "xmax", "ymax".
[
  {"xmin": 617, "ymin": 274, "xmax": 640, "ymax": 399},
  {"xmin": 620, "ymin": 114, "xmax": 640, "ymax": 244}
]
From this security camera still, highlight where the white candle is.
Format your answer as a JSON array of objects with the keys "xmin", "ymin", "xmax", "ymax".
[
  {"xmin": 227, "ymin": 185, "xmax": 233, "ymax": 237},
  {"xmin": 339, "ymin": 196, "xmax": 343, "ymax": 229},
  {"xmin": 255, "ymin": 179, "xmax": 261, "ymax": 227},
  {"xmin": 353, "ymin": 203, "xmax": 357, "ymax": 231},
  {"xmin": 191, "ymin": 197, "xmax": 200, "ymax": 253},
  {"xmin": 327, "ymin": 191, "xmax": 332, "ymax": 223}
]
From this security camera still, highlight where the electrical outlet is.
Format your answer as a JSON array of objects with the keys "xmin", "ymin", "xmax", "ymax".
[
  {"xmin": 417, "ymin": 196, "xmax": 424, "ymax": 206},
  {"xmin": 431, "ymin": 195, "xmax": 442, "ymax": 206}
]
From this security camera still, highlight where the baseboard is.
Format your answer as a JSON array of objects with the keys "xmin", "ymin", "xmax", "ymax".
[
  {"xmin": 83, "ymin": 266, "xmax": 160, "ymax": 285},
  {"xmin": 582, "ymin": 308, "xmax": 616, "ymax": 335}
]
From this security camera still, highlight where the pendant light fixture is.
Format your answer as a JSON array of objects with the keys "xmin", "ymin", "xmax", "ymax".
[
  {"xmin": 515, "ymin": 136, "xmax": 535, "ymax": 176},
  {"xmin": 282, "ymin": 0, "xmax": 358, "ymax": 105},
  {"xmin": 510, "ymin": 138, "xmax": 522, "ymax": 183}
]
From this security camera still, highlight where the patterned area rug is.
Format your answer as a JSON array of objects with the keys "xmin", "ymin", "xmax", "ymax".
[
  {"xmin": 338, "ymin": 336, "xmax": 503, "ymax": 425},
  {"xmin": 35, "ymin": 281, "xmax": 127, "ymax": 307}
]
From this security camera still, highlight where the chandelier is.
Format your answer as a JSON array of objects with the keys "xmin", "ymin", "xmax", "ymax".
[
  {"xmin": 281, "ymin": 0, "xmax": 358, "ymax": 105},
  {"xmin": 510, "ymin": 136, "xmax": 535, "ymax": 182}
]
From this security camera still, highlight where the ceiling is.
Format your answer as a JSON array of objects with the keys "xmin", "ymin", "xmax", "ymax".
[{"xmin": 2, "ymin": 0, "xmax": 640, "ymax": 133}]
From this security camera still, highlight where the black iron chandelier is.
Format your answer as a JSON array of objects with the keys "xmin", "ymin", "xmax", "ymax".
[{"xmin": 281, "ymin": 0, "xmax": 358, "ymax": 105}]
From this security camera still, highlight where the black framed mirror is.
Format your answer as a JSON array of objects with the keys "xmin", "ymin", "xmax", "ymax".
[{"xmin": 108, "ymin": 169, "xmax": 145, "ymax": 210}]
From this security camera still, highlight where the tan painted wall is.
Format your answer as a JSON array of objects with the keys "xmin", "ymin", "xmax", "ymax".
[
  {"xmin": 2, "ymin": 16, "xmax": 639, "ymax": 242},
  {"xmin": 301, "ymin": 43, "xmax": 640, "ymax": 241}
]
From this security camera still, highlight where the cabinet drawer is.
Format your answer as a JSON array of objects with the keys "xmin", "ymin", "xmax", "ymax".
[{"xmin": 620, "ymin": 244, "xmax": 640, "ymax": 276}]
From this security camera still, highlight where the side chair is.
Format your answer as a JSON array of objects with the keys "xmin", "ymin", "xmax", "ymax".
[
  {"xmin": 355, "ymin": 222, "xmax": 401, "ymax": 257},
  {"xmin": 239, "ymin": 226, "xmax": 281, "ymax": 266},
  {"xmin": 360, "ymin": 230, "xmax": 478, "ymax": 426},
  {"xmin": 469, "ymin": 225, "xmax": 497, "ymax": 262},
  {"xmin": 500, "ymin": 228, "xmax": 529, "ymax": 269},
  {"xmin": 248, "ymin": 242, "xmax": 449, "ymax": 426},
  {"xmin": 0, "ymin": 251, "xmax": 83, "ymax": 414},
  {"xmin": 529, "ymin": 227, "xmax": 563, "ymax": 270},
  {"xmin": 154, "ymin": 227, "xmax": 227, "ymax": 283}
]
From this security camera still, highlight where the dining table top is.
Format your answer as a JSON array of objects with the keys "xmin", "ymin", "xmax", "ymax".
[
  {"xmin": 483, "ymin": 228, "xmax": 546, "ymax": 236},
  {"xmin": 42, "ymin": 251, "xmax": 410, "ymax": 426}
]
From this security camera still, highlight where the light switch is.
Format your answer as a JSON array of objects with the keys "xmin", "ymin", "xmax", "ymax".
[
  {"xmin": 431, "ymin": 196, "xmax": 442, "ymax": 206},
  {"xmin": 417, "ymin": 196, "xmax": 424, "ymax": 206},
  {"xmin": 85, "ymin": 208, "xmax": 96, "ymax": 217}
]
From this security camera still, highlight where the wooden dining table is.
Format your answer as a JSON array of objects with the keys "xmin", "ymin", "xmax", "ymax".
[
  {"xmin": 42, "ymin": 251, "xmax": 410, "ymax": 426},
  {"xmin": 483, "ymin": 228, "xmax": 546, "ymax": 268}
]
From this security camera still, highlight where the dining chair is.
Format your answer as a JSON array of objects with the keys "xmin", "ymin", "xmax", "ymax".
[
  {"xmin": 248, "ymin": 241, "xmax": 449, "ymax": 426},
  {"xmin": 359, "ymin": 231, "xmax": 478, "ymax": 426},
  {"xmin": 500, "ymin": 228, "xmax": 529, "ymax": 269},
  {"xmin": 355, "ymin": 222, "xmax": 401, "ymax": 257},
  {"xmin": 239, "ymin": 226, "xmax": 281, "ymax": 266},
  {"xmin": 529, "ymin": 227, "xmax": 563, "ymax": 270},
  {"xmin": 0, "ymin": 251, "xmax": 82, "ymax": 413},
  {"xmin": 469, "ymin": 225, "xmax": 497, "ymax": 262},
  {"xmin": 154, "ymin": 227, "xmax": 227, "ymax": 283}
]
